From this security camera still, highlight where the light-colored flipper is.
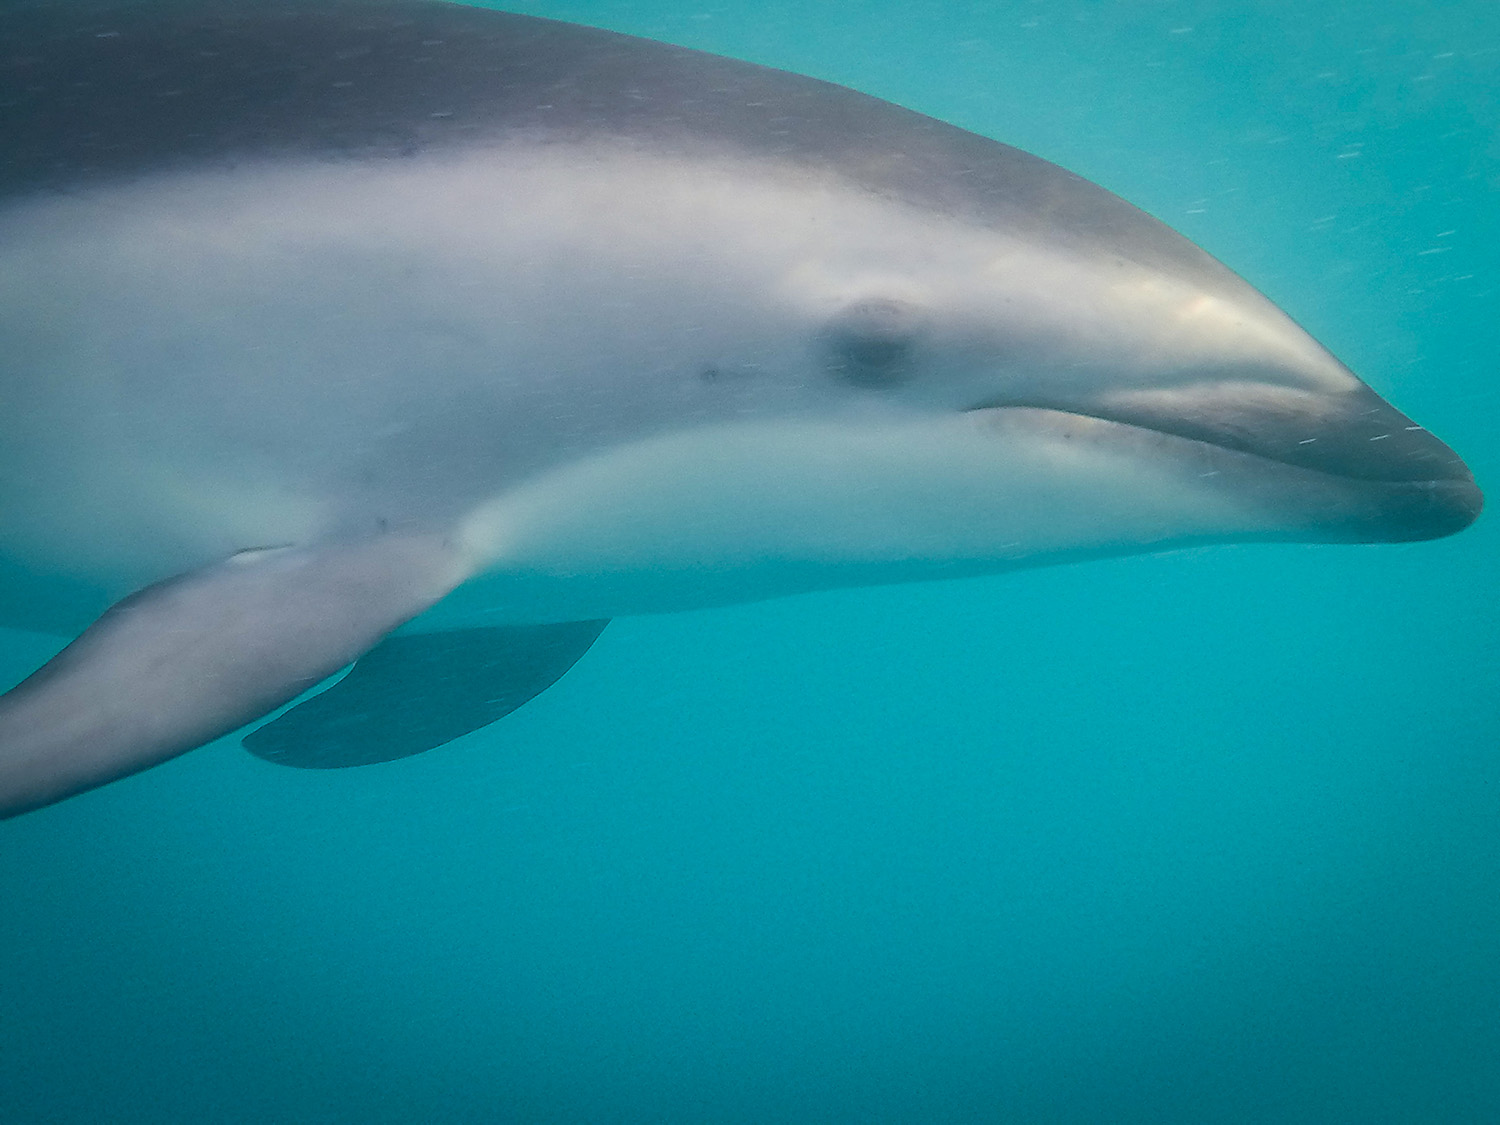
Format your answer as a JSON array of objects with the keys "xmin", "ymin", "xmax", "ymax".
[
  {"xmin": 0, "ymin": 537, "xmax": 464, "ymax": 819},
  {"xmin": 243, "ymin": 620, "xmax": 609, "ymax": 769}
]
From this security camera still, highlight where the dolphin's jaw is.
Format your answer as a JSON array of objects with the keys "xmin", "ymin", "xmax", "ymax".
[
  {"xmin": 963, "ymin": 385, "xmax": 1483, "ymax": 542},
  {"xmin": 968, "ymin": 407, "xmax": 1483, "ymax": 544}
]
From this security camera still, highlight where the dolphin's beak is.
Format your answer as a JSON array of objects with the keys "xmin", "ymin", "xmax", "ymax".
[
  {"xmin": 1106, "ymin": 380, "xmax": 1482, "ymax": 542},
  {"xmin": 971, "ymin": 378, "xmax": 1483, "ymax": 543}
]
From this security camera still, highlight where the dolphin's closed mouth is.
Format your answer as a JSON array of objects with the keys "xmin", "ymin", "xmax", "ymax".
[{"xmin": 965, "ymin": 401, "xmax": 1484, "ymax": 543}]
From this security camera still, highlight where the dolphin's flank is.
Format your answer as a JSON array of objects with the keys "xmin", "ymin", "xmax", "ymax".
[{"xmin": 0, "ymin": 0, "xmax": 1481, "ymax": 818}]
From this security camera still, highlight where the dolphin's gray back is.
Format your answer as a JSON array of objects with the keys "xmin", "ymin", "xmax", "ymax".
[{"xmin": 0, "ymin": 0, "xmax": 1236, "ymax": 287}]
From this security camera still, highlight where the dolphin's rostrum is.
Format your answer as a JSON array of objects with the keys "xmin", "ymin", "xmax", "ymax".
[{"xmin": 0, "ymin": 0, "xmax": 1482, "ymax": 818}]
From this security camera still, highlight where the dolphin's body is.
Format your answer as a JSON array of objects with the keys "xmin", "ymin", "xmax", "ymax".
[{"xmin": 0, "ymin": 0, "xmax": 1482, "ymax": 818}]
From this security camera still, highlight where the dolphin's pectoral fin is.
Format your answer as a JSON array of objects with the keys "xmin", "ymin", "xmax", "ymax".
[
  {"xmin": 242, "ymin": 620, "xmax": 609, "ymax": 769},
  {"xmin": 0, "ymin": 538, "xmax": 464, "ymax": 819}
]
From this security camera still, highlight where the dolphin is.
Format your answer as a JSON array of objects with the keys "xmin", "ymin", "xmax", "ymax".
[{"xmin": 0, "ymin": 0, "xmax": 1482, "ymax": 819}]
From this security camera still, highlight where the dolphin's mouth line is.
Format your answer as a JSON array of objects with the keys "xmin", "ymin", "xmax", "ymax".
[
  {"xmin": 961, "ymin": 402, "xmax": 1310, "ymax": 478},
  {"xmin": 962, "ymin": 402, "xmax": 1335, "ymax": 477},
  {"xmin": 962, "ymin": 401, "xmax": 1477, "ymax": 488}
]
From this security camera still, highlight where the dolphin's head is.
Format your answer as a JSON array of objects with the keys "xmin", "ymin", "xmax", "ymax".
[{"xmin": 793, "ymin": 237, "xmax": 1482, "ymax": 548}]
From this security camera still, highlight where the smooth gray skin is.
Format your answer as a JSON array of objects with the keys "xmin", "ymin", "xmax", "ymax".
[{"xmin": 0, "ymin": 0, "xmax": 1483, "ymax": 818}]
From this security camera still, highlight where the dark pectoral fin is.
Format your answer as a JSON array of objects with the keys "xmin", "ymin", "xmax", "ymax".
[
  {"xmin": 242, "ymin": 620, "xmax": 609, "ymax": 769},
  {"xmin": 0, "ymin": 538, "xmax": 462, "ymax": 819}
]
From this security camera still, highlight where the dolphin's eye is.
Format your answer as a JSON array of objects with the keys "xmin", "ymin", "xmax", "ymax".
[{"xmin": 822, "ymin": 298, "xmax": 922, "ymax": 387}]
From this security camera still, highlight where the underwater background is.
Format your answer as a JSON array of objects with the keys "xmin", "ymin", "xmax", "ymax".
[{"xmin": 1, "ymin": 0, "xmax": 1496, "ymax": 1121}]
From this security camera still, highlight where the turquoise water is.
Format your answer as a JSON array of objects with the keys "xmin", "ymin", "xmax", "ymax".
[{"xmin": 2, "ymin": 1, "xmax": 1496, "ymax": 1121}]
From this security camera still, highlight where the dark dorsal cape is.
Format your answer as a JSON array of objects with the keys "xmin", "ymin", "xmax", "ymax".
[{"xmin": 0, "ymin": 0, "xmax": 1231, "ymax": 286}]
